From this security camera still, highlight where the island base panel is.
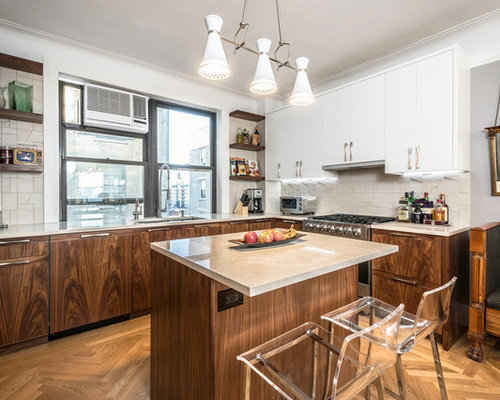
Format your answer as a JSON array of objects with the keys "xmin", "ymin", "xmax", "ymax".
[{"xmin": 151, "ymin": 251, "xmax": 358, "ymax": 400}]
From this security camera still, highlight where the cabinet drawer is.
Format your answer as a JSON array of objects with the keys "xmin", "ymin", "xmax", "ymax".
[
  {"xmin": 0, "ymin": 236, "xmax": 49, "ymax": 261},
  {"xmin": 275, "ymin": 219, "xmax": 303, "ymax": 230},
  {"xmin": 0, "ymin": 258, "xmax": 49, "ymax": 347},
  {"xmin": 371, "ymin": 230, "xmax": 441, "ymax": 285},
  {"xmin": 181, "ymin": 223, "xmax": 220, "ymax": 238},
  {"xmin": 219, "ymin": 221, "xmax": 249, "ymax": 234},
  {"xmin": 248, "ymin": 219, "xmax": 273, "ymax": 231},
  {"xmin": 372, "ymin": 271, "xmax": 437, "ymax": 315}
]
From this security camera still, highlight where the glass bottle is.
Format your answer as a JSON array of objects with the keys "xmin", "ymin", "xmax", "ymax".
[
  {"xmin": 398, "ymin": 199, "xmax": 411, "ymax": 223},
  {"xmin": 236, "ymin": 127, "xmax": 243, "ymax": 144},
  {"xmin": 440, "ymin": 193, "xmax": 449, "ymax": 225},
  {"xmin": 434, "ymin": 199, "xmax": 444, "ymax": 225}
]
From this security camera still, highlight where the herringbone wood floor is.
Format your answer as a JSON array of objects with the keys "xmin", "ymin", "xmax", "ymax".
[{"xmin": 0, "ymin": 315, "xmax": 499, "ymax": 399}]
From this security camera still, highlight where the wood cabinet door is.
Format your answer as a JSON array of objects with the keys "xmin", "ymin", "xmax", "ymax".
[
  {"xmin": 181, "ymin": 223, "xmax": 220, "ymax": 238},
  {"xmin": 372, "ymin": 271, "xmax": 436, "ymax": 315},
  {"xmin": 385, "ymin": 63, "xmax": 417, "ymax": 174},
  {"xmin": 322, "ymin": 87, "xmax": 351, "ymax": 166},
  {"xmin": 0, "ymin": 236, "xmax": 49, "ymax": 260},
  {"xmin": 50, "ymin": 231, "xmax": 132, "ymax": 333},
  {"xmin": 219, "ymin": 221, "xmax": 250, "ymax": 234},
  {"xmin": 0, "ymin": 258, "xmax": 48, "ymax": 347},
  {"xmin": 275, "ymin": 219, "xmax": 303, "ymax": 231},
  {"xmin": 248, "ymin": 219, "xmax": 273, "ymax": 231},
  {"xmin": 350, "ymin": 74, "xmax": 386, "ymax": 162},
  {"xmin": 132, "ymin": 227, "xmax": 181, "ymax": 313},
  {"xmin": 371, "ymin": 230, "xmax": 441, "ymax": 285}
]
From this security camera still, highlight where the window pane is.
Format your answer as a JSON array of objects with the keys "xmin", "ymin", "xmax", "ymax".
[
  {"xmin": 157, "ymin": 108, "xmax": 211, "ymax": 166},
  {"xmin": 66, "ymin": 161, "xmax": 144, "ymax": 224},
  {"xmin": 159, "ymin": 169, "xmax": 211, "ymax": 216},
  {"xmin": 63, "ymin": 85, "xmax": 81, "ymax": 124},
  {"xmin": 66, "ymin": 130, "xmax": 143, "ymax": 162}
]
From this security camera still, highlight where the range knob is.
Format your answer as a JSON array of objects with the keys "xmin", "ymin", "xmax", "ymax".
[
  {"xmin": 344, "ymin": 227, "xmax": 352, "ymax": 236},
  {"xmin": 328, "ymin": 226, "xmax": 335, "ymax": 233},
  {"xmin": 335, "ymin": 226, "xmax": 343, "ymax": 234},
  {"xmin": 321, "ymin": 224, "xmax": 329, "ymax": 231},
  {"xmin": 353, "ymin": 228, "xmax": 361, "ymax": 237}
]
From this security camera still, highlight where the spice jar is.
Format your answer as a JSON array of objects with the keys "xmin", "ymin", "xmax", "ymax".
[
  {"xmin": 251, "ymin": 126, "xmax": 260, "ymax": 146},
  {"xmin": 236, "ymin": 127, "xmax": 243, "ymax": 144},
  {"xmin": 242, "ymin": 128, "xmax": 250, "ymax": 144}
]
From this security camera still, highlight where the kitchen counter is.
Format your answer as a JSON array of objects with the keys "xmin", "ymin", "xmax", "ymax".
[
  {"xmin": 372, "ymin": 221, "xmax": 470, "ymax": 237},
  {"xmin": 151, "ymin": 231, "xmax": 398, "ymax": 296},
  {"xmin": 0, "ymin": 213, "xmax": 306, "ymax": 239}
]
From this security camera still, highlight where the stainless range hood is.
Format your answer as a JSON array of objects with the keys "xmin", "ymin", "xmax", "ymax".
[{"xmin": 322, "ymin": 160, "xmax": 385, "ymax": 171}]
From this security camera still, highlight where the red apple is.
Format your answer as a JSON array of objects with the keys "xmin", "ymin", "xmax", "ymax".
[
  {"xmin": 243, "ymin": 231, "xmax": 258, "ymax": 244},
  {"xmin": 272, "ymin": 230, "xmax": 284, "ymax": 241},
  {"xmin": 258, "ymin": 230, "xmax": 274, "ymax": 243}
]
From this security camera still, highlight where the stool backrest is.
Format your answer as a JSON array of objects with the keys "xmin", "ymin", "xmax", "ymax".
[
  {"xmin": 412, "ymin": 277, "xmax": 457, "ymax": 338},
  {"xmin": 486, "ymin": 225, "xmax": 500, "ymax": 298}
]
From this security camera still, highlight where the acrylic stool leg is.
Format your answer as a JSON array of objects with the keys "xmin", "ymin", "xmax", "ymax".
[
  {"xmin": 243, "ymin": 364, "xmax": 251, "ymax": 400},
  {"xmin": 395, "ymin": 354, "xmax": 407, "ymax": 400},
  {"xmin": 376, "ymin": 376, "xmax": 385, "ymax": 399},
  {"xmin": 429, "ymin": 331, "xmax": 448, "ymax": 400}
]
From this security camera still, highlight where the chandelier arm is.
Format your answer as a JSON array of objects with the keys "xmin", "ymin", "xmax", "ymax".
[{"xmin": 221, "ymin": 36, "xmax": 297, "ymax": 71}]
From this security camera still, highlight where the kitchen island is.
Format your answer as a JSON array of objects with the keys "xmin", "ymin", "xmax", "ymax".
[{"xmin": 150, "ymin": 232, "xmax": 398, "ymax": 400}]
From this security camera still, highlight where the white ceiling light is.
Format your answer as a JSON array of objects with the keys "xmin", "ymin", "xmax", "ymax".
[
  {"xmin": 199, "ymin": 15, "xmax": 230, "ymax": 80},
  {"xmin": 199, "ymin": 0, "xmax": 313, "ymax": 105},
  {"xmin": 250, "ymin": 38, "xmax": 277, "ymax": 95},
  {"xmin": 290, "ymin": 57, "xmax": 314, "ymax": 106}
]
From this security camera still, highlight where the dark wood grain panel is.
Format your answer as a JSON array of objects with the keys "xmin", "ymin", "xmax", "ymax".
[
  {"xmin": 151, "ymin": 251, "xmax": 212, "ymax": 400},
  {"xmin": 372, "ymin": 230, "xmax": 442, "ymax": 285},
  {"xmin": 131, "ymin": 226, "xmax": 182, "ymax": 313},
  {"xmin": 0, "ymin": 258, "xmax": 48, "ymax": 347},
  {"xmin": 219, "ymin": 221, "xmax": 250, "ymax": 234},
  {"xmin": 274, "ymin": 219, "xmax": 303, "ymax": 230},
  {"xmin": 0, "ymin": 236, "xmax": 48, "ymax": 260},
  {"xmin": 180, "ymin": 223, "xmax": 220, "ymax": 238},
  {"xmin": 0, "ymin": 52, "xmax": 43, "ymax": 75},
  {"xmin": 50, "ymin": 231, "xmax": 132, "ymax": 333},
  {"xmin": 247, "ymin": 219, "xmax": 273, "ymax": 231}
]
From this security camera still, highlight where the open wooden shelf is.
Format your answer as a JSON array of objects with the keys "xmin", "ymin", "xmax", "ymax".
[
  {"xmin": 0, "ymin": 52, "xmax": 43, "ymax": 75},
  {"xmin": 0, "ymin": 108, "xmax": 43, "ymax": 124},
  {"xmin": 0, "ymin": 164, "xmax": 43, "ymax": 173},
  {"xmin": 229, "ymin": 110, "xmax": 265, "ymax": 122},
  {"xmin": 230, "ymin": 175, "xmax": 265, "ymax": 181},
  {"xmin": 229, "ymin": 143, "xmax": 265, "ymax": 151}
]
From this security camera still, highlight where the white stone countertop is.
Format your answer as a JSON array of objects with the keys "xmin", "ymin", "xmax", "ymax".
[
  {"xmin": 0, "ymin": 213, "xmax": 306, "ymax": 239},
  {"xmin": 150, "ymin": 232, "xmax": 398, "ymax": 297},
  {"xmin": 372, "ymin": 221, "xmax": 470, "ymax": 237}
]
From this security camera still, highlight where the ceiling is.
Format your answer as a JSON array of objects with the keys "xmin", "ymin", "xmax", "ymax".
[{"xmin": 1, "ymin": 0, "xmax": 499, "ymax": 98}]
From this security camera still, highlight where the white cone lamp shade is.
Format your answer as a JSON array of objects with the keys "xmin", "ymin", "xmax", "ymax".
[
  {"xmin": 250, "ymin": 38, "xmax": 277, "ymax": 95},
  {"xmin": 199, "ymin": 15, "xmax": 230, "ymax": 80},
  {"xmin": 290, "ymin": 57, "xmax": 314, "ymax": 106}
]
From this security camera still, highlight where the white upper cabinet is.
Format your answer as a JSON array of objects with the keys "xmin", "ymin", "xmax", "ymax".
[
  {"xmin": 265, "ymin": 110, "xmax": 284, "ymax": 180},
  {"xmin": 322, "ymin": 87, "xmax": 351, "ymax": 166},
  {"xmin": 350, "ymin": 74, "xmax": 386, "ymax": 162},
  {"xmin": 385, "ymin": 63, "xmax": 417, "ymax": 174},
  {"xmin": 385, "ymin": 47, "xmax": 469, "ymax": 174}
]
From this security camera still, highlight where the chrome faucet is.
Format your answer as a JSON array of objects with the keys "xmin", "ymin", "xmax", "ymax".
[{"xmin": 158, "ymin": 163, "xmax": 171, "ymax": 218}]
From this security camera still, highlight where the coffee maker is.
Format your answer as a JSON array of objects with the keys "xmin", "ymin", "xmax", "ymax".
[{"xmin": 246, "ymin": 188, "xmax": 263, "ymax": 214}]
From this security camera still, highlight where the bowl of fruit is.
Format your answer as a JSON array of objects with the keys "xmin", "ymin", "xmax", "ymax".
[{"xmin": 228, "ymin": 225, "xmax": 305, "ymax": 249}]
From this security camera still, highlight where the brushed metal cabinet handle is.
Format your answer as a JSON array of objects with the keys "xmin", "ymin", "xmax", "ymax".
[
  {"xmin": 278, "ymin": 163, "xmax": 281, "ymax": 179},
  {"xmin": 408, "ymin": 147, "xmax": 412, "ymax": 170},
  {"xmin": 194, "ymin": 224, "xmax": 212, "ymax": 228},
  {"xmin": 254, "ymin": 220, "xmax": 267, "ymax": 223},
  {"xmin": 282, "ymin": 219, "xmax": 297, "ymax": 224},
  {"xmin": 344, "ymin": 142, "xmax": 348, "ymax": 162},
  {"xmin": 148, "ymin": 227, "xmax": 171, "ymax": 232},
  {"xmin": 390, "ymin": 276, "xmax": 417, "ymax": 286},
  {"xmin": 416, "ymin": 145, "xmax": 421, "ymax": 169},
  {"xmin": 295, "ymin": 161, "xmax": 299, "ymax": 177},
  {"xmin": 299, "ymin": 160, "xmax": 303, "ymax": 177},
  {"xmin": 0, "ymin": 259, "xmax": 30, "ymax": 267},
  {"xmin": 349, "ymin": 142, "xmax": 353, "ymax": 162},
  {"xmin": 80, "ymin": 233, "xmax": 110, "ymax": 238},
  {"xmin": 229, "ymin": 221, "xmax": 245, "ymax": 225},
  {"xmin": 390, "ymin": 232, "xmax": 416, "ymax": 238},
  {"xmin": 0, "ymin": 239, "xmax": 30, "ymax": 246}
]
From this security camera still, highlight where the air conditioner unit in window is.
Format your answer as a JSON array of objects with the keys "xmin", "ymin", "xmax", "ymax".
[{"xmin": 83, "ymin": 83, "xmax": 149, "ymax": 133}]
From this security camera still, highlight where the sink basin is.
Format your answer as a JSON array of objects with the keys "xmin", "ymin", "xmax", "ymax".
[{"xmin": 135, "ymin": 216, "xmax": 204, "ymax": 224}]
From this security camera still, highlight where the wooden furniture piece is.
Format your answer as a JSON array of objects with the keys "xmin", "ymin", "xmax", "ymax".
[
  {"xmin": 229, "ymin": 143, "xmax": 264, "ymax": 151},
  {"xmin": 0, "ymin": 236, "xmax": 49, "ymax": 351},
  {"xmin": 0, "ymin": 52, "xmax": 43, "ymax": 124},
  {"xmin": 229, "ymin": 110, "xmax": 265, "ymax": 122},
  {"xmin": 485, "ymin": 126, "xmax": 500, "ymax": 196},
  {"xmin": 49, "ymin": 230, "xmax": 132, "ymax": 333},
  {"xmin": 467, "ymin": 222, "xmax": 500, "ymax": 362},
  {"xmin": 371, "ymin": 229, "xmax": 469, "ymax": 350}
]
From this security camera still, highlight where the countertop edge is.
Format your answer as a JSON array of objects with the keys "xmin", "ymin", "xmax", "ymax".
[
  {"xmin": 372, "ymin": 222, "xmax": 470, "ymax": 237},
  {"xmin": 150, "ymin": 241, "xmax": 399, "ymax": 297}
]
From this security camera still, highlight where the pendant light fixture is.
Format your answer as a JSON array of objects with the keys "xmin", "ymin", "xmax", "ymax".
[
  {"xmin": 289, "ymin": 57, "xmax": 314, "ymax": 106},
  {"xmin": 199, "ymin": 0, "xmax": 313, "ymax": 105},
  {"xmin": 199, "ymin": 15, "xmax": 230, "ymax": 80},
  {"xmin": 250, "ymin": 38, "xmax": 277, "ymax": 95}
]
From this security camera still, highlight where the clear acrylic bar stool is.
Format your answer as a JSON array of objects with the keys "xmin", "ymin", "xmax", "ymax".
[
  {"xmin": 237, "ymin": 304, "xmax": 404, "ymax": 400},
  {"xmin": 321, "ymin": 277, "xmax": 457, "ymax": 400}
]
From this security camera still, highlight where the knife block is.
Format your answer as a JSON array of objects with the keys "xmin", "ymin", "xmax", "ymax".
[{"xmin": 234, "ymin": 201, "xmax": 248, "ymax": 216}]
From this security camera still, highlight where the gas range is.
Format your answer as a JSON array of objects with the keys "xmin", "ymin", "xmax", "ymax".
[{"xmin": 303, "ymin": 214, "xmax": 396, "ymax": 240}]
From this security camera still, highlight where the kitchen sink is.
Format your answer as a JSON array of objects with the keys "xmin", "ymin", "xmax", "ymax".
[{"xmin": 135, "ymin": 216, "xmax": 205, "ymax": 224}]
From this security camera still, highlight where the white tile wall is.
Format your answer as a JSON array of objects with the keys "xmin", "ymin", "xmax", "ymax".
[
  {"xmin": 0, "ymin": 66, "xmax": 44, "ymax": 226},
  {"xmin": 280, "ymin": 167, "xmax": 471, "ymax": 225}
]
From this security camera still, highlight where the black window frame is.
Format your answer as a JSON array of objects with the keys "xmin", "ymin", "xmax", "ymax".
[{"xmin": 59, "ymin": 82, "xmax": 217, "ymax": 222}]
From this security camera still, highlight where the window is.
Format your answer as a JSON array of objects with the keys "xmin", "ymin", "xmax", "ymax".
[
  {"xmin": 153, "ymin": 102, "xmax": 216, "ymax": 216},
  {"xmin": 60, "ymin": 82, "xmax": 216, "ymax": 223}
]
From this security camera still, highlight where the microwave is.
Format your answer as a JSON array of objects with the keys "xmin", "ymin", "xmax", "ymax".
[{"xmin": 280, "ymin": 195, "xmax": 317, "ymax": 215}]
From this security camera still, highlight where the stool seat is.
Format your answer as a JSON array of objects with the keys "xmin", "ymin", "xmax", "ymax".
[{"xmin": 486, "ymin": 286, "xmax": 500, "ymax": 310}]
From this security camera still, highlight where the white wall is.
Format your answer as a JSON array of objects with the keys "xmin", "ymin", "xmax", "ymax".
[
  {"xmin": 0, "ymin": 22, "xmax": 259, "ymax": 222},
  {"xmin": 470, "ymin": 60, "xmax": 500, "ymax": 226}
]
